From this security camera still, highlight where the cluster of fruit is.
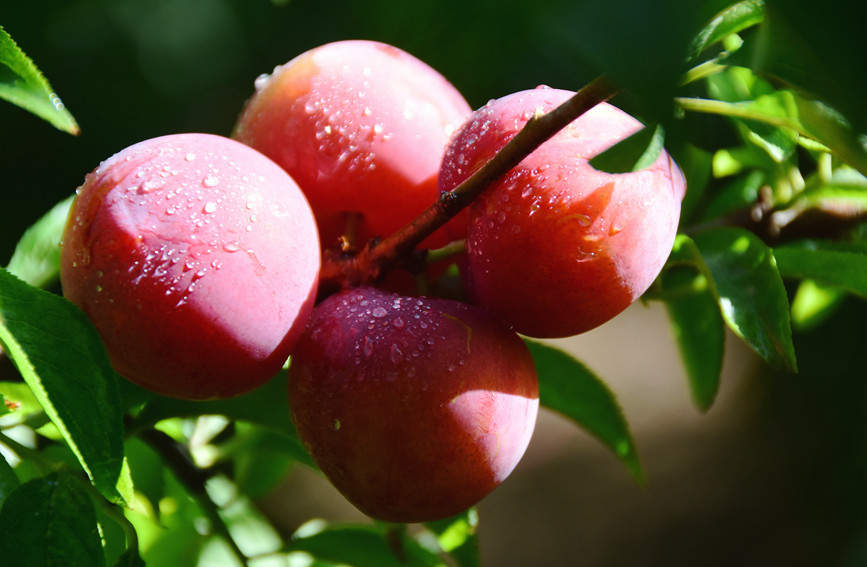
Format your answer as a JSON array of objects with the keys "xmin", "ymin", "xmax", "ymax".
[{"xmin": 59, "ymin": 40, "xmax": 684, "ymax": 522}]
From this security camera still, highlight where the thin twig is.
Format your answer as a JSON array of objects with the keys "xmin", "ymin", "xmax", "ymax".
[{"xmin": 318, "ymin": 74, "xmax": 621, "ymax": 294}]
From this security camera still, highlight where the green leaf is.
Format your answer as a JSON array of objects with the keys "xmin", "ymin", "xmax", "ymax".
[
  {"xmin": 688, "ymin": 0, "xmax": 765, "ymax": 61},
  {"xmin": 288, "ymin": 524, "xmax": 442, "ymax": 567},
  {"xmin": 524, "ymin": 340, "xmax": 644, "ymax": 483},
  {"xmin": 773, "ymin": 242, "xmax": 867, "ymax": 299},
  {"xmin": 6, "ymin": 195, "xmax": 73, "ymax": 289},
  {"xmin": 0, "ymin": 268, "xmax": 125, "ymax": 501},
  {"xmin": 698, "ymin": 169, "xmax": 764, "ymax": 222},
  {"xmin": 0, "ymin": 27, "xmax": 80, "ymax": 135},
  {"xmin": 124, "ymin": 438, "xmax": 166, "ymax": 518},
  {"xmin": 0, "ymin": 452, "xmax": 19, "ymax": 504},
  {"xmin": 693, "ymin": 227, "xmax": 797, "ymax": 371},
  {"xmin": 589, "ymin": 123, "xmax": 665, "ymax": 173},
  {"xmin": 0, "ymin": 471, "xmax": 106, "ymax": 567},
  {"xmin": 425, "ymin": 509, "xmax": 480, "ymax": 567},
  {"xmin": 228, "ymin": 424, "xmax": 296, "ymax": 500},
  {"xmin": 677, "ymin": 91, "xmax": 867, "ymax": 177},
  {"xmin": 661, "ymin": 258, "xmax": 725, "ymax": 411},
  {"xmin": 790, "ymin": 279, "xmax": 846, "ymax": 332},
  {"xmin": 129, "ymin": 370, "xmax": 313, "ymax": 467}
]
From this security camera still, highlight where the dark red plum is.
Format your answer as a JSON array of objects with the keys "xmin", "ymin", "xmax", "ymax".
[
  {"xmin": 439, "ymin": 87, "xmax": 686, "ymax": 338},
  {"xmin": 288, "ymin": 286, "xmax": 539, "ymax": 523}
]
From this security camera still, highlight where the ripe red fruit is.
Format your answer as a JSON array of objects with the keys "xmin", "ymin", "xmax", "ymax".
[
  {"xmin": 439, "ymin": 87, "xmax": 686, "ymax": 338},
  {"xmin": 288, "ymin": 287, "xmax": 539, "ymax": 523},
  {"xmin": 60, "ymin": 133, "xmax": 320, "ymax": 400},
  {"xmin": 232, "ymin": 40, "xmax": 472, "ymax": 252}
]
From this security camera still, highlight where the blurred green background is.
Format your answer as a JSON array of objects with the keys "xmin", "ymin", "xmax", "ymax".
[{"xmin": 2, "ymin": 1, "xmax": 867, "ymax": 565}]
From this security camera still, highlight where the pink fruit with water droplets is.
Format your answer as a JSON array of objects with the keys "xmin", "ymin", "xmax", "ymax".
[
  {"xmin": 60, "ymin": 133, "xmax": 320, "ymax": 400},
  {"xmin": 232, "ymin": 40, "xmax": 472, "ymax": 253},
  {"xmin": 439, "ymin": 87, "xmax": 686, "ymax": 338},
  {"xmin": 288, "ymin": 286, "xmax": 539, "ymax": 522}
]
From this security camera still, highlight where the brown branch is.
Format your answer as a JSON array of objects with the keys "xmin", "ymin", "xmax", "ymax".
[{"xmin": 317, "ymin": 74, "xmax": 621, "ymax": 295}]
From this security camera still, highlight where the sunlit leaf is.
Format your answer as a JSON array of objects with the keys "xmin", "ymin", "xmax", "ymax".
[
  {"xmin": 0, "ymin": 27, "xmax": 80, "ymax": 134},
  {"xmin": 0, "ymin": 471, "xmax": 106, "ymax": 567},
  {"xmin": 677, "ymin": 91, "xmax": 867, "ymax": 176},
  {"xmin": 525, "ymin": 340, "xmax": 644, "ymax": 483},
  {"xmin": 790, "ymin": 279, "xmax": 846, "ymax": 331},
  {"xmin": 425, "ymin": 509, "xmax": 479, "ymax": 567},
  {"xmin": 128, "ymin": 371, "xmax": 314, "ymax": 468},
  {"xmin": 661, "ymin": 254, "xmax": 725, "ymax": 411},
  {"xmin": 6, "ymin": 195, "xmax": 73, "ymax": 289},
  {"xmin": 0, "ymin": 268, "xmax": 125, "ymax": 501},
  {"xmin": 693, "ymin": 227, "xmax": 797, "ymax": 371},
  {"xmin": 688, "ymin": 0, "xmax": 765, "ymax": 61},
  {"xmin": 773, "ymin": 242, "xmax": 867, "ymax": 298},
  {"xmin": 589, "ymin": 123, "xmax": 665, "ymax": 173}
]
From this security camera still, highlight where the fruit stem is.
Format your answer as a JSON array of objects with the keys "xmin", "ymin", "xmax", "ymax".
[{"xmin": 318, "ymin": 74, "xmax": 621, "ymax": 295}]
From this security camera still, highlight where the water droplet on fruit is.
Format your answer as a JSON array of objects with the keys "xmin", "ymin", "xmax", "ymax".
[
  {"xmin": 202, "ymin": 175, "xmax": 219, "ymax": 188},
  {"xmin": 254, "ymin": 73, "xmax": 270, "ymax": 91},
  {"xmin": 223, "ymin": 241, "xmax": 240, "ymax": 252},
  {"xmin": 389, "ymin": 344, "xmax": 403, "ymax": 365},
  {"xmin": 185, "ymin": 153, "xmax": 196, "ymax": 162},
  {"xmin": 362, "ymin": 107, "xmax": 372, "ymax": 117},
  {"xmin": 362, "ymin": 336, "xmax": 374, "ymax": 358},
  {"xmin": 609, "ymin": 221, "xmax": 624, "ymax": 236},
  {"xmin": 203, "ymin": 202, "xmax": 217, "ymax": 214},
  {"xmin": 372, "ymin": 306, "xmax": 387, "ymax": 318},
  {"xmin": 393, "ymin": 317, "xmax": 405, "ymax": 329}
]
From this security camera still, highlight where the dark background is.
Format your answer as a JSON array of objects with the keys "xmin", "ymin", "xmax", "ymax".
[{"xmin": 2, "ymin": 1, "xmax": 866, "ymax": 565}]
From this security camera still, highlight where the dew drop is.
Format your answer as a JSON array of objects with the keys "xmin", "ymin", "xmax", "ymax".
[
  {"xmin": 371, "ymin": 306, "xmax": 387, "ymax": 318},
  {"xmin": 202, "ymin": 175, "xmax": 220, "ymax": 188},
  {"xmin": 203, "ymin": 202, "xmax": 217, "ymax": 214},
  {"xmin": 392, "ymin": 316, "xmax": 405, "ymax": 329},
  {"xmin": 389, "ymin": 344, "xmax": 403, "ymax": 365},
  {"xmin": 185, "ymin": 153, "xmax": 196, "ymax": 162}
]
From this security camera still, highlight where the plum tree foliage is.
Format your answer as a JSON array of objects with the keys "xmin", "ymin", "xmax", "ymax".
[{"xmin": 2, "ymin": 1, "xmax": 867, "ymax": 565}]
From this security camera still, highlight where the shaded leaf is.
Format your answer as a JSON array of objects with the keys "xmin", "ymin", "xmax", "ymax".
[
  {"xmin": 0, "ymin": 27, "xmax": 79, "ymax": 134},
  {"xmin": 229, "ymin": 424, "xmax": 296, "ymax": 500},
  {"xmin": 773, "ymin": 242, "xmax": 867, "ymax": 299},
  {"xmin": 688, "ymin": 0, "xmax": 765, "ymax": 60},
  {"xmin": 0, "ymin": 268, "xmax": 125, "ymax": 501},
  {"xmin": 0, "ymin": 471, "xmax": 106, "ymax": 567},
  {"xmin": 0, "ymin": 452, "xmax": 19, "ymax": 504},
  {"xmin": 661, "ymin": 261, "xmax": 725, "ymax": 411},
  {"xmin": 6, "ymin": 195, "xmax": 73, "ymax": 289},
  {"xmin": 693, "ymin": 227, "xmax": 796, "ymax": 371},
  {"xmin": 287, "ymin": 524, "xmax": 442, "ymax": 567},
  {"xmin": 589, "ymin": 123, "xmax": 665, "ymax": 173},
  {"xmin": 525, "ymin": 340, "xmax": 644, "ymax": 483}
]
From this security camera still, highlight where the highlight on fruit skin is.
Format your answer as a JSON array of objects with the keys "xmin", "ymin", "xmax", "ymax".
[
  {"xmin": 232, "ymin": 39, "xmax": 472, "ymax": 253},
  {"xmin": 439, "ymin": 87, "xmax": 687, "ymax": 338},
  {"xmin": 288, "ymin": 286, "xmax": 540, "ymax": 523},
  {"xmin": 60, "ymin": 133, "xmax": 321, "ymax": 400}
]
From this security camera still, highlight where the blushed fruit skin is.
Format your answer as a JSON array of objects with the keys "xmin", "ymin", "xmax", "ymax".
[
  {"xmin": 232, "ymin": 40, "xmax": 472, "ymax": 251},
  {"xmin": 288, "ymin": 286, "xmax": 539, "ymax": 523},
  {"xmin": 439, "ymin": 88, "xmax": 687, "ymax": 338},
  {"xmin": 60, "ymin": 133, "xmax": 320, "ymax": 400}
]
